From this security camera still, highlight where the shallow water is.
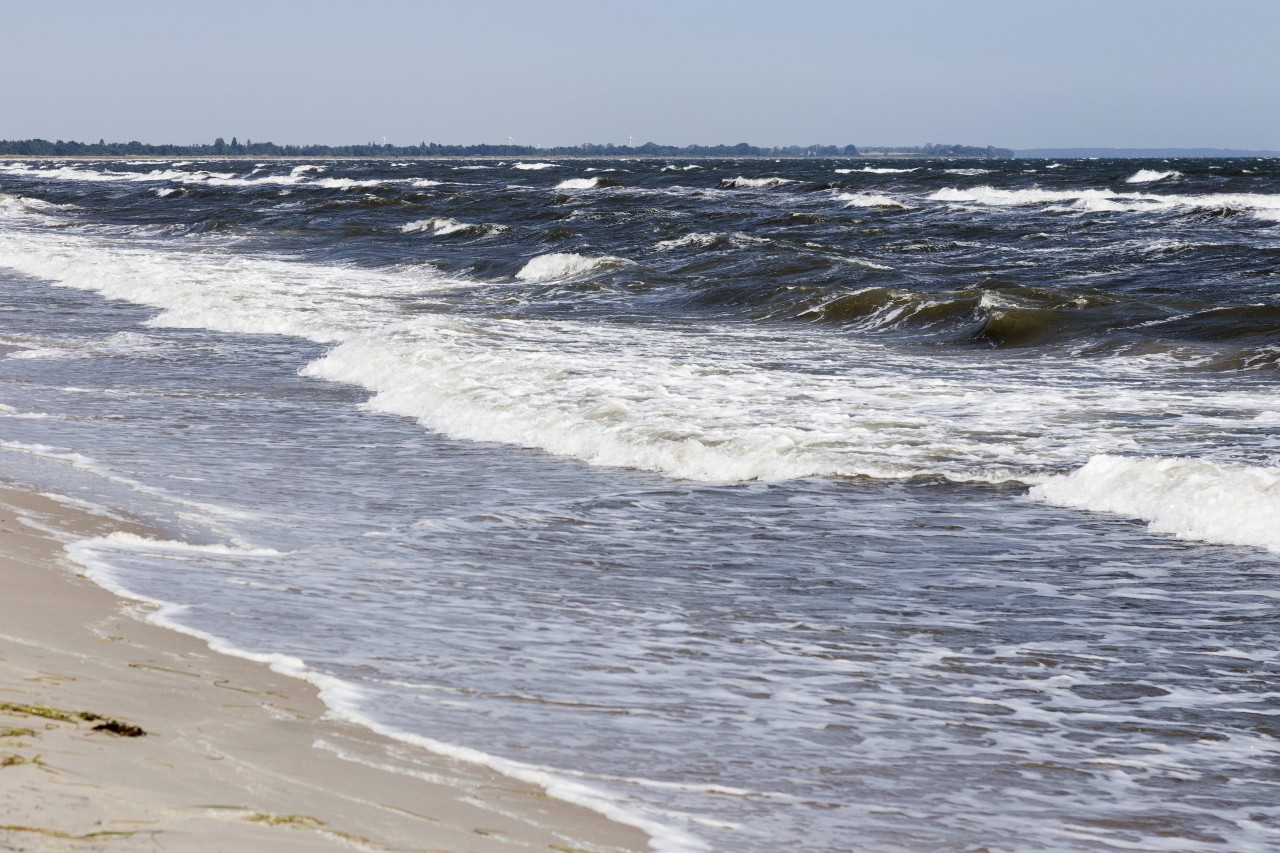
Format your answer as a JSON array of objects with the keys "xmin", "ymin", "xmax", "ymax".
[{"xmin": 1, "ymin": 157, "xmax": 1278, "ymax": 851}]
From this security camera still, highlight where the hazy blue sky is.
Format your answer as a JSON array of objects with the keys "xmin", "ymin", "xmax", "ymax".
[{"xmin": 4, "ymin": 0, "xmax": 1277, "ymax": 149}]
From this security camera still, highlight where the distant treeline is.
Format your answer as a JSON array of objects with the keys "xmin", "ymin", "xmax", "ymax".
[
  {"xmin": 0, "ymin": 137, "xmax": 855, "ymax": 158},
  {"xmin": 864, "ymin": 143, "xmax": 1015, "ymax": 158},
  {"xmin": 0, "ymin": 137, "xmax": 1013, "ymax": 159}
]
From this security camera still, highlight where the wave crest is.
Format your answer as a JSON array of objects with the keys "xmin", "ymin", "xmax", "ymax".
[
  {"xmin": 835, "ymin": 192, "xmax": 907, "ymax": 209},
  {"xmin": 515, "ymin": 252, "xmax": 627, "ymax": 282},
  {"xmin": 400, "ymin": 217, "xmax": 501, "ymax": 236},
  {"xmin": 555, "ymin": 177, "xmax": 604, "ymax": 190},
  {"xmin": 722, "ymin": 177, "xmax": 791, "ymax": 189},
  {"xmin": 1031, "ymin": 456, "xmax": 1280, "ymax": 552},
  {"xmin": 1125, "ymin": 169, "xmax": 1182, "ymax": 184}
]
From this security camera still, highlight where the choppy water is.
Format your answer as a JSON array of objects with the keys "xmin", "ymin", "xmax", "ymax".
[{"xmin": 1, "ymin": 157, "xmax": 1278, "ymax": 852}]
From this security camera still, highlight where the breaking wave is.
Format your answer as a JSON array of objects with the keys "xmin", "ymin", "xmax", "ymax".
[
  {"xmin": 514, "ymin": 252, "xmax": 628, "ymax": 282},
  {"xmin": 400, "ymin": 217, "xmax": 505, "ymax": 237},
  {"xmin": 555, "ymin": 177, "xmax": 604, "ymax": 190},
  {"xmin": 930, "ymin": 186, "xmax": 1280, "ymax": 220},
  {"xmin": 722, "ymin": 177, "xmax": 792, "ymax": 189},
  {"xmin": 1031, "ymin": 456, "xmax": 1280, "ymax": 553},
  {"xmin": 835, "ymin": 192, "xmax": 907, "ymax": 209},
  {"xmin": 1126, "ymin": 169, "xmax": 1182, "ymax": 183}
]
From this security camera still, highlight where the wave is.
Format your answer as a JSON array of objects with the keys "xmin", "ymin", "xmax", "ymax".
[
  {"xmin": 835, "ymin": 192, "xmax": 907, "ymax": 209},
  {"xmin": 1031, "ymin": 456, "xmax": 1280, "ymax": 553},
  {"xmin": 0, "ymin": 162, "xmax": 245, "ymax": 185},
  {"xmin": 1125, "ymin": 169, "xmax": 1182, "ymax": 184},
  {"xmin": 512, "ymin": 162, "xmax": 559, "ymax": 170},
  {"xmin": 555, "ymin": 177, "xmax": 604, "ymax": 190},
  {"xmin": 3, "ymin": 222, "xmax": 1276, "ymax": 552},
  {"xmin": 721, "ymin": 177, "xmax": 791, "ymax": 189},
  {"xmin": 945, "ymin": 169, "xmax": 993, "ymax": 176},
  {"xmin": 515, "ymin": 252, "xmax": 628, "ymax": 282},
  {"xmin": 931, "ymin": 186, "xmax": 1131, "ymax": 207},
  {"xmin": 400, "ymin": 217, "xmax": 504, "ymax": 237},
  {"xmin": 0, "ymin": 193, "xmax": 71, "ymax": 219},
  {"xmin": 310, "ymin": 177, "xmax": 388, "ymax": 190},
  {"xmin": 836, "ymin": 167, "xmax": 917, "ymax": 175},
  {"xmin": 654, "ymin": 233, "xmax": 724, "ymax": 251},
  {"xmin": 929, "ymin": 186, "xmax": 1280, "ymax": 221},
  {"xmin": 0, "ymin": 162, "xmax": 396, "ymax": 192}
]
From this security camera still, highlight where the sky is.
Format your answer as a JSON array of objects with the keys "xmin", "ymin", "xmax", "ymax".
[{"xmin": 3, "ymin": 0, "xmax": 1278, "ymax": 150}]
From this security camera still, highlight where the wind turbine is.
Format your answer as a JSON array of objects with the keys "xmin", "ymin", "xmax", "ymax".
[{"xmin": 627, "ymin": 135, "xmax": 634, "ymax": 147}]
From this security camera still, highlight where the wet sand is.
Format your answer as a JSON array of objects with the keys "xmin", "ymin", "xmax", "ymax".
[{"xmin": 0, "ymin": 481, "xmax": 649, "ymax": 852}]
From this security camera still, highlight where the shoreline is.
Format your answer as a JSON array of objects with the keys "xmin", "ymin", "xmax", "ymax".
[
  {"xmin": 0, "ymin": 152, "xmax": 949, "ymax": 161},
  {"xmin": 0, "ymin": 480, "xmax": 650, "ymax": 852}
]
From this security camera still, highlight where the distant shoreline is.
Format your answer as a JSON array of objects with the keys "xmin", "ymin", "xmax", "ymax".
[
  {"xmin": 3, "ymin": 151, "xmax": 1278, "ymax": 162},
  {"xmin": 1015, "ymin": 147, "xmax": 1280, "ymax": 158},
  {"xmin": 0, "ymin": 153, "xmax": 940, "ymax": 161}
]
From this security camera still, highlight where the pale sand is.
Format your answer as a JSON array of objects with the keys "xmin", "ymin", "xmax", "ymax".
[{"xmin": 0, "ymin": 482, "xmax": 649, "ymax": 852}]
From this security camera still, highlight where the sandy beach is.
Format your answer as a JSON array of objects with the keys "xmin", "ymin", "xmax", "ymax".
[{"xmin": 0, "ymin": 481, "xmax": 649, "ymax": 852}]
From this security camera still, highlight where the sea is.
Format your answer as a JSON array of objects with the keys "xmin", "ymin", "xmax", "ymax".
[{"xmin": 0, "ymin": 156, "xmax": 1277, "ymax": 852}]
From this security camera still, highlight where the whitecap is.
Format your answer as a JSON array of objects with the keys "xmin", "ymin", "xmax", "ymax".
[
  {"xmin": 654, "ymin": 233, "xmax": 722, "ymax": 250},
  {"xmin": 515, "ymin": 252, "xmax": 626, "ymax": 281},
  {"xmin": 721, "ymin": 176, "xmax": 791, "ymax": 189},
  {"xmin": 835, "ymin": 192, "xmax": 907, "ymax": 209},
  {"xmin": 401, "ymin": 217, "xmax": 470, "ymax": 235},
  {"xmin": 400, "ymin": 218, "xmax": 506, "ymax": 237},
  {"xmin": 1125, "ymin": 169, "xmax": 1182, "ymax": 184},
  {"xmin": 1031, "ymin": 456, "xmax": 1280, "ymax": 553},
  {"xmin": 555, "ymin": 177, "xmax": 603, "ymax": 190}
]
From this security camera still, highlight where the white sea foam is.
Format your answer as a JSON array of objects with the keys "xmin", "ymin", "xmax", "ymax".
[
  {"xmin": 515, "ymin": 252, "xmax": 626, "ymax": 281},
  {"xmin": 311, "ymin": 177, "xmax": 387, "ymax": 190},
  {"xmin": 1031, "ymin": 456, "xmax": 1280, "ymax": 553},
  {"xmin": 0, "ymin": 228, "xmax": 452, "ymax": 343},
  {"xmin": 929, "ymin": 186, "xmax": 1280, "ymax": 221},
  {"xmin": 555, "ymin": 177, "xmax": 603, "ymax": 190},
  {"xmin": 3, "ymin": 223, "xmax": 1276, "ymax": 550},
  {"xmin": 1126, "ymin": 169, "xmax": 1182, "ymax": 184},
  {"xmin": 289, "ymin": 164, "xmax": 325, "ymax": 176},
  {"xmin": 655, "ymin": 233, "xmax": 723, "ymax": 250},
  {"xmin": 0, "ymin": 162, "xmax": 397, "ymax": 192},
  {"xmin": 401, "ymin": 217, "xmax": 476, "ymax": 236},
  {"xmin": 857, "ymin": 167, "xmax": 917, "ymax": 174},
  {"xmin": 0, "ymin": 193, "xmax": 70, "ymax": 220},
  {"xmin": 722, "ymin": 177, "xmax": 791, "ymax": 188},
  {"xmin": 835, "ymin": 192, "xmax": 907, "ymax": 209},
  {"xmin": 931, "ymin": 186, "xmax": 1130, "ymax": 207},
  {"xmin": 945, "ymin": 168, "xmax": 993, "ymax": 176},
  {"xmin": 512, "ymin": 162, "xmax": 559, "ymax": 170}
]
